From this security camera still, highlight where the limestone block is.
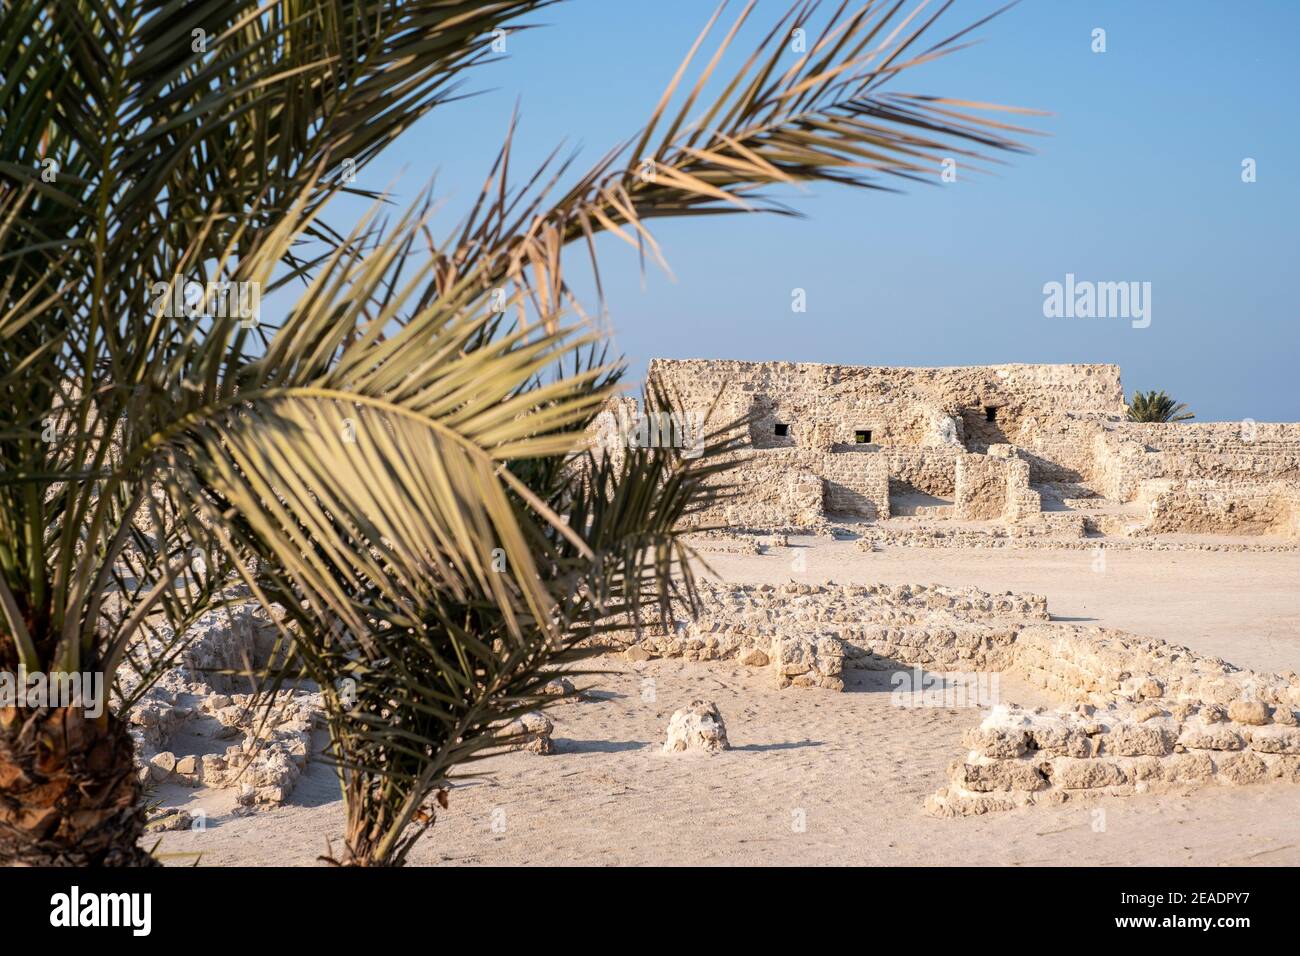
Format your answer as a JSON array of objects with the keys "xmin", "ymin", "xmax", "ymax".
[
  {"xmin": 1101, "ymin": 723, "xmax": 1175, "ymax": 757},
  {"xmin": 1162, "ymin": 752, "xmax": 1215, "ymax": 783},
  {"xmin": 1246, "ymin": 726, "xmax": 1300, "ymax": 754},
  {"xmin": 1047, "ymin": 757, "xmax": 1128, "ymax": 790},
  {"xmin": 952, "ymin": 758, "xmax": 1049, "ymax": 793},
  {"xmin": 663, "ymin": 700, "xmax": 730, "ymax": 753},
  {"xmin": 145, "ymin": 810, "xmax": 193, "ymax": 834},
  {"xmin": 1213, "ymin": 751, "xmax": 1270, "ymax": 785},
  {"xmin": 1228, "ymin": 700, "xmax": 1271, "ymax": 726},
  {"xmin": 1177, "ymin": 725, "xmax": 1245, "ymax": 751},
  {"xmin": 540, "ymin": 677, "xmax": 577, "ymax": 697},
  {"xmin": 498, "ymin": 711, "xmax": 555, "ymax": 755},
  {"xmin": 148, "ymin": 751, "xmax": 177, "ymax": 782},
  {"xmin": 771, "ymin": 633, "xmax": 846, "ymax": 691}
]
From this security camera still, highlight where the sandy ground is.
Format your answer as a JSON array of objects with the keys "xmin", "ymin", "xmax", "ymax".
[{"xmin": 153, "ymin": 539, "xmax": 1300, "ymax": 866}]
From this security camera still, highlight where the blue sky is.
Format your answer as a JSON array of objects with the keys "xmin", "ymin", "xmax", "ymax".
[{"xmin": 343, "ymin": 0, "xmax": 1299, "ymax": 422}]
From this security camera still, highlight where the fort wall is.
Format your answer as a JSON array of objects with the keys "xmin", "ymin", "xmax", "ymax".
[{"xmin": 593, "ymin": 359, "xmax": 1300, "ymax": 540}]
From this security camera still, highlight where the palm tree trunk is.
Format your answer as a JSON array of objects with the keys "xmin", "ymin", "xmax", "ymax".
[{"xmin": 0, "ymin": 706, "xmax": 155, "ymax": 866}]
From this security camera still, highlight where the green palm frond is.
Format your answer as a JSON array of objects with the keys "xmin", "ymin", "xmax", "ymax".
[
  {"xmin": 1127, "ymin": 389, "xmax": 1195, "ymax": 423},
  {"xmin": 1, "ymin": 0, "xmax": 561, "ymax": 681}
]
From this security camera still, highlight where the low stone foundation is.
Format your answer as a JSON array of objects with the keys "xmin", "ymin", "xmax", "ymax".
[
  {"xmin": 123, "ymin": 604, "xmax": 324, "ymax": 811},
  {"xmin": 625, "ymin": 581, "xmax": 1050, "ymax": 692},
  {"xmin": 622, "ymin": 579, "xmax": 1300, "ymax": 814},
  {"xmin": 856, "ymin": 526, "xmax": 1298, "ymax": 553},
  {"xmin": 928, "ymin": 698, "xmax": 1300, "ymax": 816}
]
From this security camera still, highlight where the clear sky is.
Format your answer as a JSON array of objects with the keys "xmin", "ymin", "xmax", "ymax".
[{"xmin": 343, "ymin": 0, "xmax": 1300, "ymax": 422}]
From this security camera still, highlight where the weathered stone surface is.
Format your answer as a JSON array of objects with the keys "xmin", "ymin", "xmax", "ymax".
[
  {"xmin": 1246, "ymin": 726, "xmax": 1300, "ymax": 754},
  {"xmin": 1213, "ymin": 751, "xmax": 1270, "ymax": 785},
  {"xmin": 663, "ymin": 700, "xmax": 730, "ymax": 754},
  {"xmin": 964, "ymin": 726, "xmax": 1029, "ymax": 759},
  {"xmin": 540, "ymin": 677, "xmax": 576, "ymax": 697},
  {"xmin": 148, "ymin": 751, "xmax": 177, "ymax": 781},
  {"xmin": 771, "ymin": 633, "xmax": 846, "ymax": 692},
  {"xmin": 200, "ymin": 754, "xmax": 227, "ymax": 780},
  {"xmin": 1270, "ymin": 755, "xmax": 1300, "ymax": 782},
  {"xmin": 953, "ymin": 759, "xmax": 1048, "ymax": 793},
  {"xmin": 1163, "ymin": 752, "xmax": 1215, "ymax": 783},
  {"xmin": 144, "ymin": 809, "xmax": 193, "ymax": 834},
  {"xmin": 1178, "ymin": 725, "xmax": 1246, "ymax": 751},
  {"xmin": 1132, "ymin": 702, "xmax": 1166, "ymax": 722},
  {"xmin": 1048, "ymin": 757, "xmax": 1128, "ymax": 790},
  {"xmin": 1228, "ymin": 700, "xmax": 1271, "ymax": 726},
  {"xmin": 498, "ymin": 711, "xmax": 555, "ymax": 755},
  {"xmin": 1103, "ymin": 723, "xmax": 1175, "ymax": 757}
]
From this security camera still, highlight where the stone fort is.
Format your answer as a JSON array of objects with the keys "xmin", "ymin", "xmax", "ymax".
[{"xmin": 630, "ymin": 359, "xmax": 1300, "ymax": 541}]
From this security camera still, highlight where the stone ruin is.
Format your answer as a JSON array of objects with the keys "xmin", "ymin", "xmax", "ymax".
[
  {"xmin": 123, "ymin": 359, "xmax": 1298, "ymax": 828},
  {"xmin": 127, "ymin": 581, "xmax": 1300, "ymax": 822},
  {"xmin": 663, "ymin": 700, "xmax": 731, "ymax": 753},
  {"xmin": 614, "ymin": 581, "xmax": 1300, "ymax": 814},
  {"xmin": 122, "ymin": 604, "xmax": 324, "ymax": 816},
  {"xmin": 595, "ymin": 359, "xmax": 1300, "ymax": 547},
  {"xmin": 126, "ymin": 604, "xmax": 580, "ymax": 820},
  {"xmin": 621, "ymin": 580, "xmax": 1049, "ymax": 692}
]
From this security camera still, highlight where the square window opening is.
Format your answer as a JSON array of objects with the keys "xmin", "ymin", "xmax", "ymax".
[
  {"xmin": 855, "ymin": 429, "xmax": 872, "ymax": 444},
  {"xmin": 774, "ymin": 423, "xmax": 790, "ymax": 437},
  {"xmin": 984, "ymin": 406, "xmax": 998, "ymax": 423}
]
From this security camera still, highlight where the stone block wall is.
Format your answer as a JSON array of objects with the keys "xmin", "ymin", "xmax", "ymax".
[
  {"xmin": 955, "ymin": 453, "xmax": 1010, "ymax": 520},
  {"xmin": 613, "ymin": 580, "xmax": 1300, "ymax": 815},
  {"xmin": 677, "ymin": 451, "xmax": 824, "ymax": 529},
  {"xmin": 598, "ymin": 361, "xmax": 1300, "ymax": 536},
  {"xmin": 625, "ymin": 581, "xmax": 1052, "ymax": 690},
  {"xmin": 928, "ymin": 699, "xmax": 1300, "ymax": 816},
  {"xmin": 1090, "ymin": 428, "xmax": 1159, "ymax": 501},
  {"xmin": 884, "ymin": 447, "xmax": 961, "ymax": 499},
  {"xmin": 647, "ymin": 359, "xmax": 1125, "ymax": 453},
  {"xmin": 639, "ymin": 359, "xmax": 1124, "ymax": 528},
  {"xmin": 1011, "ymin": 415, "xmax": 1106, "ymax": 484},
  {"xmin": 1010, "ymin": 624, "xmax": 1298, "ymax": 708},
  {"xmin": 1003, "ymin": 458, "xmax": 1042, "ymax": 524},
  {"xmin": 1145, "ymin": 482, "xmax": 1299, "ymax": 537},
  {"xmin": 927, "ymin": 622, "xmax": 1300, "ymax": 814},
  {"xmin": 1095, "ymin": 422, "xmax": 1300, "ymax": 505},
  {"xmin": 819, "ymin": 449, "xmax": 890, "ymax": 518}
]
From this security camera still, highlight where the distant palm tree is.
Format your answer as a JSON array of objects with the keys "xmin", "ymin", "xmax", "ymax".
[
  {"xmin": 0, "ymin": 0, "xmax": 1036, "ymax": 866},
  {"xmin": 1127, "ymin": 390, "xmax": 1196, "ymax": 423}
]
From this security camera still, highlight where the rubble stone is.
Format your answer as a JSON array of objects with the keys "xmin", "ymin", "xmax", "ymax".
[
  {"xmin": 1228, "ymin": 700, "xmax": 1271, "ymax": 726},
  {"xmin": 498, "ymin": 711, "xmax": 555, "ymax": 755},
  {"xmin": 663, "ymin": 700, "xmax": 731, "ymax": 754}
]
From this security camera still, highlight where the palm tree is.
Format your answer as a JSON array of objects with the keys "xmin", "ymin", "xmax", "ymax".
[
  {"xmin": 0, "ymin": 0, "xmax": 1035, "ymax": 866},
  {"xmin": 1127, "ymin": 390, "xmax": 1195, "ymax": 423}
]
